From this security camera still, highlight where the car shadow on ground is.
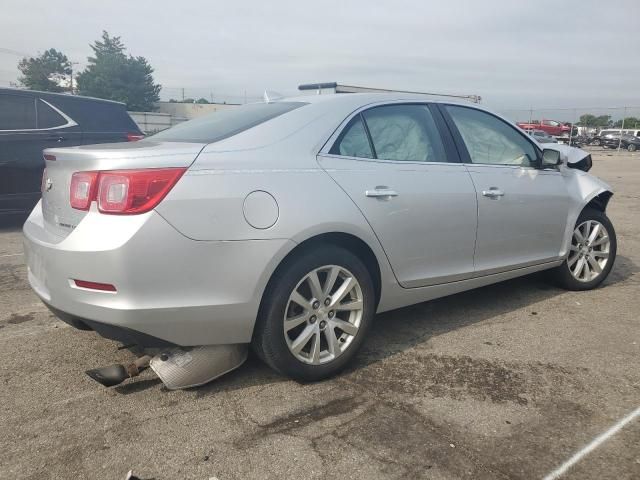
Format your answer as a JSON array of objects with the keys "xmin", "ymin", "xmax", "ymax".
[{"xmin": 188, "ymin": 253, "xmax": 638, "ymax": 396}]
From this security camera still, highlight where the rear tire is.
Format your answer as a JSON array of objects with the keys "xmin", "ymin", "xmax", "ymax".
[
  {"xmin": 628, "ymin": 144, "xmax": 637, "ymax": 152},
  {"xmin": 548, "ymin": 208, "xmax": 616, "ymax": 291},
  {"xmin": 252, "ymin": 245, "xmax": 375, "ymax": 382}
]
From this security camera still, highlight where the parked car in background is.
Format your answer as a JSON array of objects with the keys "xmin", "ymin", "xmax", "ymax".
[
  {"xmin": 23, "ymin": 94, "xmax": 616, "ymax": 386},
  {"xmin": 0, "ymin": 88, "xmax": 143, "ymax": 217},
  {"xmin": 517, "ymin": 119, "xmax": 571, "ymax": 137},
  {"xmin": 602, "ymin": 133, "xmax": 640, "ymax": 151},
  {"xmin": 587, "ymin": 134, "xmax": 604, "ymax": 146},
  {"xmin": 595, "ymin": 130, "xmax": 622, "ymax": 147},
  {"xmin": 526, "ymin": 129, "xmax": 557, "ymax": 143}
]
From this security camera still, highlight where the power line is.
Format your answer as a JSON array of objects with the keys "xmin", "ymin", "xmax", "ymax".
[{"xmin": 0, "ymin": 47, "xmax": 32, "ymax": 57}]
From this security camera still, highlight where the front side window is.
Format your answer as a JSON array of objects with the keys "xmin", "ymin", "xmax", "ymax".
[
  {"xmin": 0, "ymin": 94, "xmax": 36, "ymax": 130},
  {"xmin": 446, "ymin": 106, "xmax": 538, "ymax": 167}
]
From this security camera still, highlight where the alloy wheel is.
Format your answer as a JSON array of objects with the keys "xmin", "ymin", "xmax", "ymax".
[
  {"xmin": 283, "ymin": 265, "xmax": 364, "ymax": 365},
  {"xmin": 567, "ymin": 220, "xmax": 611, "ymax": 282}
]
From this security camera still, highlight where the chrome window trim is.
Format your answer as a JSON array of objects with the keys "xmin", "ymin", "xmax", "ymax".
[
  {"xmin": 318, "ymin": 151, "xmax": 466, "ymax": 167},
  {"xmin": 0, "ymin": 98, "xmax": 78, "ymax": 133},
  {"xmin": 462, "ymin": 162, "xmax": 562, "ymax": 175}
]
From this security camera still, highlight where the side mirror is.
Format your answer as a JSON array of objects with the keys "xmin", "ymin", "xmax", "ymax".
[{"xmin": 541, "ymin": 148, "xmax": 561, "ymax": 168}]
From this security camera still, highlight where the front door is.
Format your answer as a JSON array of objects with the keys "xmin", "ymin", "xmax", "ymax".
[
  {"xmin": 440, "ymin": 104, "xmax": 570, "ymax": 275},
  {"xmin": 318, "ymin": 103, "xmax": 478, "ymax": 288}
]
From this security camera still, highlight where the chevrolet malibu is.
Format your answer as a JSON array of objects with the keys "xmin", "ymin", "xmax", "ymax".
[{"xmin": 23, "ymin": 93, "xmax": 616, "ymax": 384}]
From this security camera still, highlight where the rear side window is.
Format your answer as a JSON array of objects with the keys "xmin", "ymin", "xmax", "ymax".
[
  {"xmin": 59, "ymin": 99, "xmax": 137, "ymax": 132},
  {"xmin": 364, "ymin": 104, "xmax": 447, "ymax": 162},
  {"xmin": 37, "ymin": 99, "xmax": 66, "ymax": 128},
  {"xmin": 330, "ymin": 104, "xmax": 448, "ymax": 162},
  {"xmin": 329, "ymin": 116, "xmax": 373, "ymax": 158},
  {"xmin": 0, "ymin": 94, "xmax": 36, "ymax": 130},
  {"xmin": 152, "ymin": 102, "xmax": 307, "ymax": 143}
]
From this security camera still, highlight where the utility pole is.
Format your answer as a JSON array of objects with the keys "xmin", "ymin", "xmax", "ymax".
[
  {"xmin": 69, "ymin": 61, "xmax": 79, "ymax": 94},
  {"xmin": 568, "ymin": 109, "xmax": 576, "ymax": 145},
  {"xmin": 618, "ymin": 107, "xmax": 627, "ymax": 151},
  {"xmin": 181, "ymin": 88, "xmax": 185, "ymax": 102}
]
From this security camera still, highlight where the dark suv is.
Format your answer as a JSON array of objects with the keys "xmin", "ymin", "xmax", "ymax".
[
  {"xmin": 0, "ymin": 88, "xmax": 143, "ymax": 216},
  {"xmin": 602, "ymin": 133, "xmax": 640, "ymax": 152}
]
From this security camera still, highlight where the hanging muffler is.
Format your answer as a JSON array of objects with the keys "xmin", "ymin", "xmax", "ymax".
[
  {"xmin": 86, "ymin": 355, "xmax": 152, "ymax": 387},
  {"xmin": 85, "ymin": 344, "xmax": 248, "ymax": 390}
]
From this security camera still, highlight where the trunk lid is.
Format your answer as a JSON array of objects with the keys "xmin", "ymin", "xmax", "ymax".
[{"xmin": 41, "ymin": 140, "xmax": 205, "ymax": 239}]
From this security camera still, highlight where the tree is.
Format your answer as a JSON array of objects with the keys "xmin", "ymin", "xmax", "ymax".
[
  {"xmin": 577, "ymin": 114, "xmax": 611, "ymax": 128},
  {"xmin": 18, "ymin": 48, "xmax": 71, "ymax": 92},
  {"xmin": 595, "ymin": 115, "xmax": 612, "ymax": 127},
  {"xmin": 578, "ymin": 114, "xmax": 597, "ymax": 127},
  {"xmin": 614, "ymin": 117, "xmax": 640, "ymax": 128},
  {"xmin": 76, "ymin": 31, "xmax": 161, "ymax": 111},
  {"xmin": 195, "ymin": 98, "xmax": 210, "ymax": 104}
]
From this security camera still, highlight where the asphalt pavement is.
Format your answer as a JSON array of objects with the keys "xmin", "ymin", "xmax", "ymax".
[{"xmin": 1, "ymin": 149, "xmax": 638, "ymax": 480}]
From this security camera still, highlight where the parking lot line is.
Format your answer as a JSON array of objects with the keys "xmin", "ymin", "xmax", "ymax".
[
  {"xmin": 0, "ymin": 253, "xmax": 23, "ymax": 258},
  {"xmin": 542, "ymin": 406, "xmax": 640, "ymax": 480}
]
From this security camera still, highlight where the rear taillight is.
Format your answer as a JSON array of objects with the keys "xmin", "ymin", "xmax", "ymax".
[
  {"xmin": 126, "ymin": 132, "xmax": 145, "ymax": 142},
  {"xmin": 70, "ymin": 171, "xmax": 99, "ymax": 210},
  {"xmin": 70, "ymin": 168, "xmax": 186, "ymax": 214}
]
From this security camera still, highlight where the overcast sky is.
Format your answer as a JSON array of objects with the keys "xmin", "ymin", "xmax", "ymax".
[{"xmin": 1, "ymin": 0, "xmax": 638, "ymax": 111}]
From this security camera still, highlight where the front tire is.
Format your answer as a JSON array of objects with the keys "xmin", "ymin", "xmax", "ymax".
[
  {"xmin": 252, "ymin": 245, "xmax": 375, "ymax": 382},
  {"xmin": 628, "ymin": 144, "xmax": 637, "ymax": 152},
  {"xmin": 549, "ymin": 208, "xmax": 616, "ymax": 291}
]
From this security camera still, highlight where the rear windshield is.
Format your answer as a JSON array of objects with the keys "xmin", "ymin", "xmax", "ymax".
[{"xmin": 151, "ymin": 102, "xmax": 307, "ymax": 143}]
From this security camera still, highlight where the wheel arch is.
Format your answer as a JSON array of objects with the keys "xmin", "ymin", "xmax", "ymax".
[
  {"xmin": 584, "ymin": 190, "xmax": 613, "ymax": 213},
  {"xmin": 259, "ymin": 232, "xmax": 383, "ymax": 314},
  {"xmin": 560, "ymin": 186, "xmax": 614, "ymax": 258}
]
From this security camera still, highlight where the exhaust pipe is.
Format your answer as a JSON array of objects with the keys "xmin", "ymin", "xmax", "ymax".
[{"xmin": 85, "ymin": 355, "xmax": 152, "ymax": 387}]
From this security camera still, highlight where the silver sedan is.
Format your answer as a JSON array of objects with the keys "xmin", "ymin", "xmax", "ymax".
[{"xmin": 23, "ymin": 93, "xmax": 616, "ymax": 385}]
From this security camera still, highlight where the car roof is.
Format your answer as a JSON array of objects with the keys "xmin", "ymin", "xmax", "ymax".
[
  {"xmin": 0, "ymin": 87, "xmax": 126, "ymax": 106},
  {"xmin": 277, "ymin": 92, "xmax": 496, "ymax": 118}
]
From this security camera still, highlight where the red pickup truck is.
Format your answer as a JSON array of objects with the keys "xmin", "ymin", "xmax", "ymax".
[{"xmin": 517, "ymin": 119, "xmax": 571, "ymax": 137}]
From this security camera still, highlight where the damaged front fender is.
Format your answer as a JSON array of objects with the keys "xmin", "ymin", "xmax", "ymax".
[{"xmin": 558, "ymin": 149, "xmax": 613, "ymax": 257}]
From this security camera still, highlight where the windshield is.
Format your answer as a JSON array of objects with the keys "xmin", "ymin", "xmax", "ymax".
[{"xmin": 151, "ymin": 102, "xmax": 307, "ymax": 143}]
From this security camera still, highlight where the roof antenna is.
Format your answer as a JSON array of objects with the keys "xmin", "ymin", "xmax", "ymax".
[{"xmin": 263, "ymin": 90, "xmax": 284, "ymax": 103}]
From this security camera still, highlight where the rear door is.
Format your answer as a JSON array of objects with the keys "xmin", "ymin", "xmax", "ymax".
[
  {"xmin": 440, "ymin": 104, "xmax": 570, "ymax": 275},
  {"xmin": 318, "ymin": 103, "xmax": 478, "ymax": 288},
  {"xmin": 0, "ymin": 93, "xmax": 41, "ymax": 213}
]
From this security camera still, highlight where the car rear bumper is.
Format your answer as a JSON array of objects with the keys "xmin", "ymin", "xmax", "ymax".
[{"xmin": 23, "ymin": 202, "xmax": 294, "ymax": 346}]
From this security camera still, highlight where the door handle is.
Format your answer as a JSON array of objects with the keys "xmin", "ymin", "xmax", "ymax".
[
  {"xmin": 482, "ymin": 187, "xmax": 505, "ymax": 198},
  {"xmin": 365, "ymin": 187, "xmax": 399, "ymax": 199},
  {"xmin": 46, "ymin": 135, "xmax": 66, "ymax": 143}
]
